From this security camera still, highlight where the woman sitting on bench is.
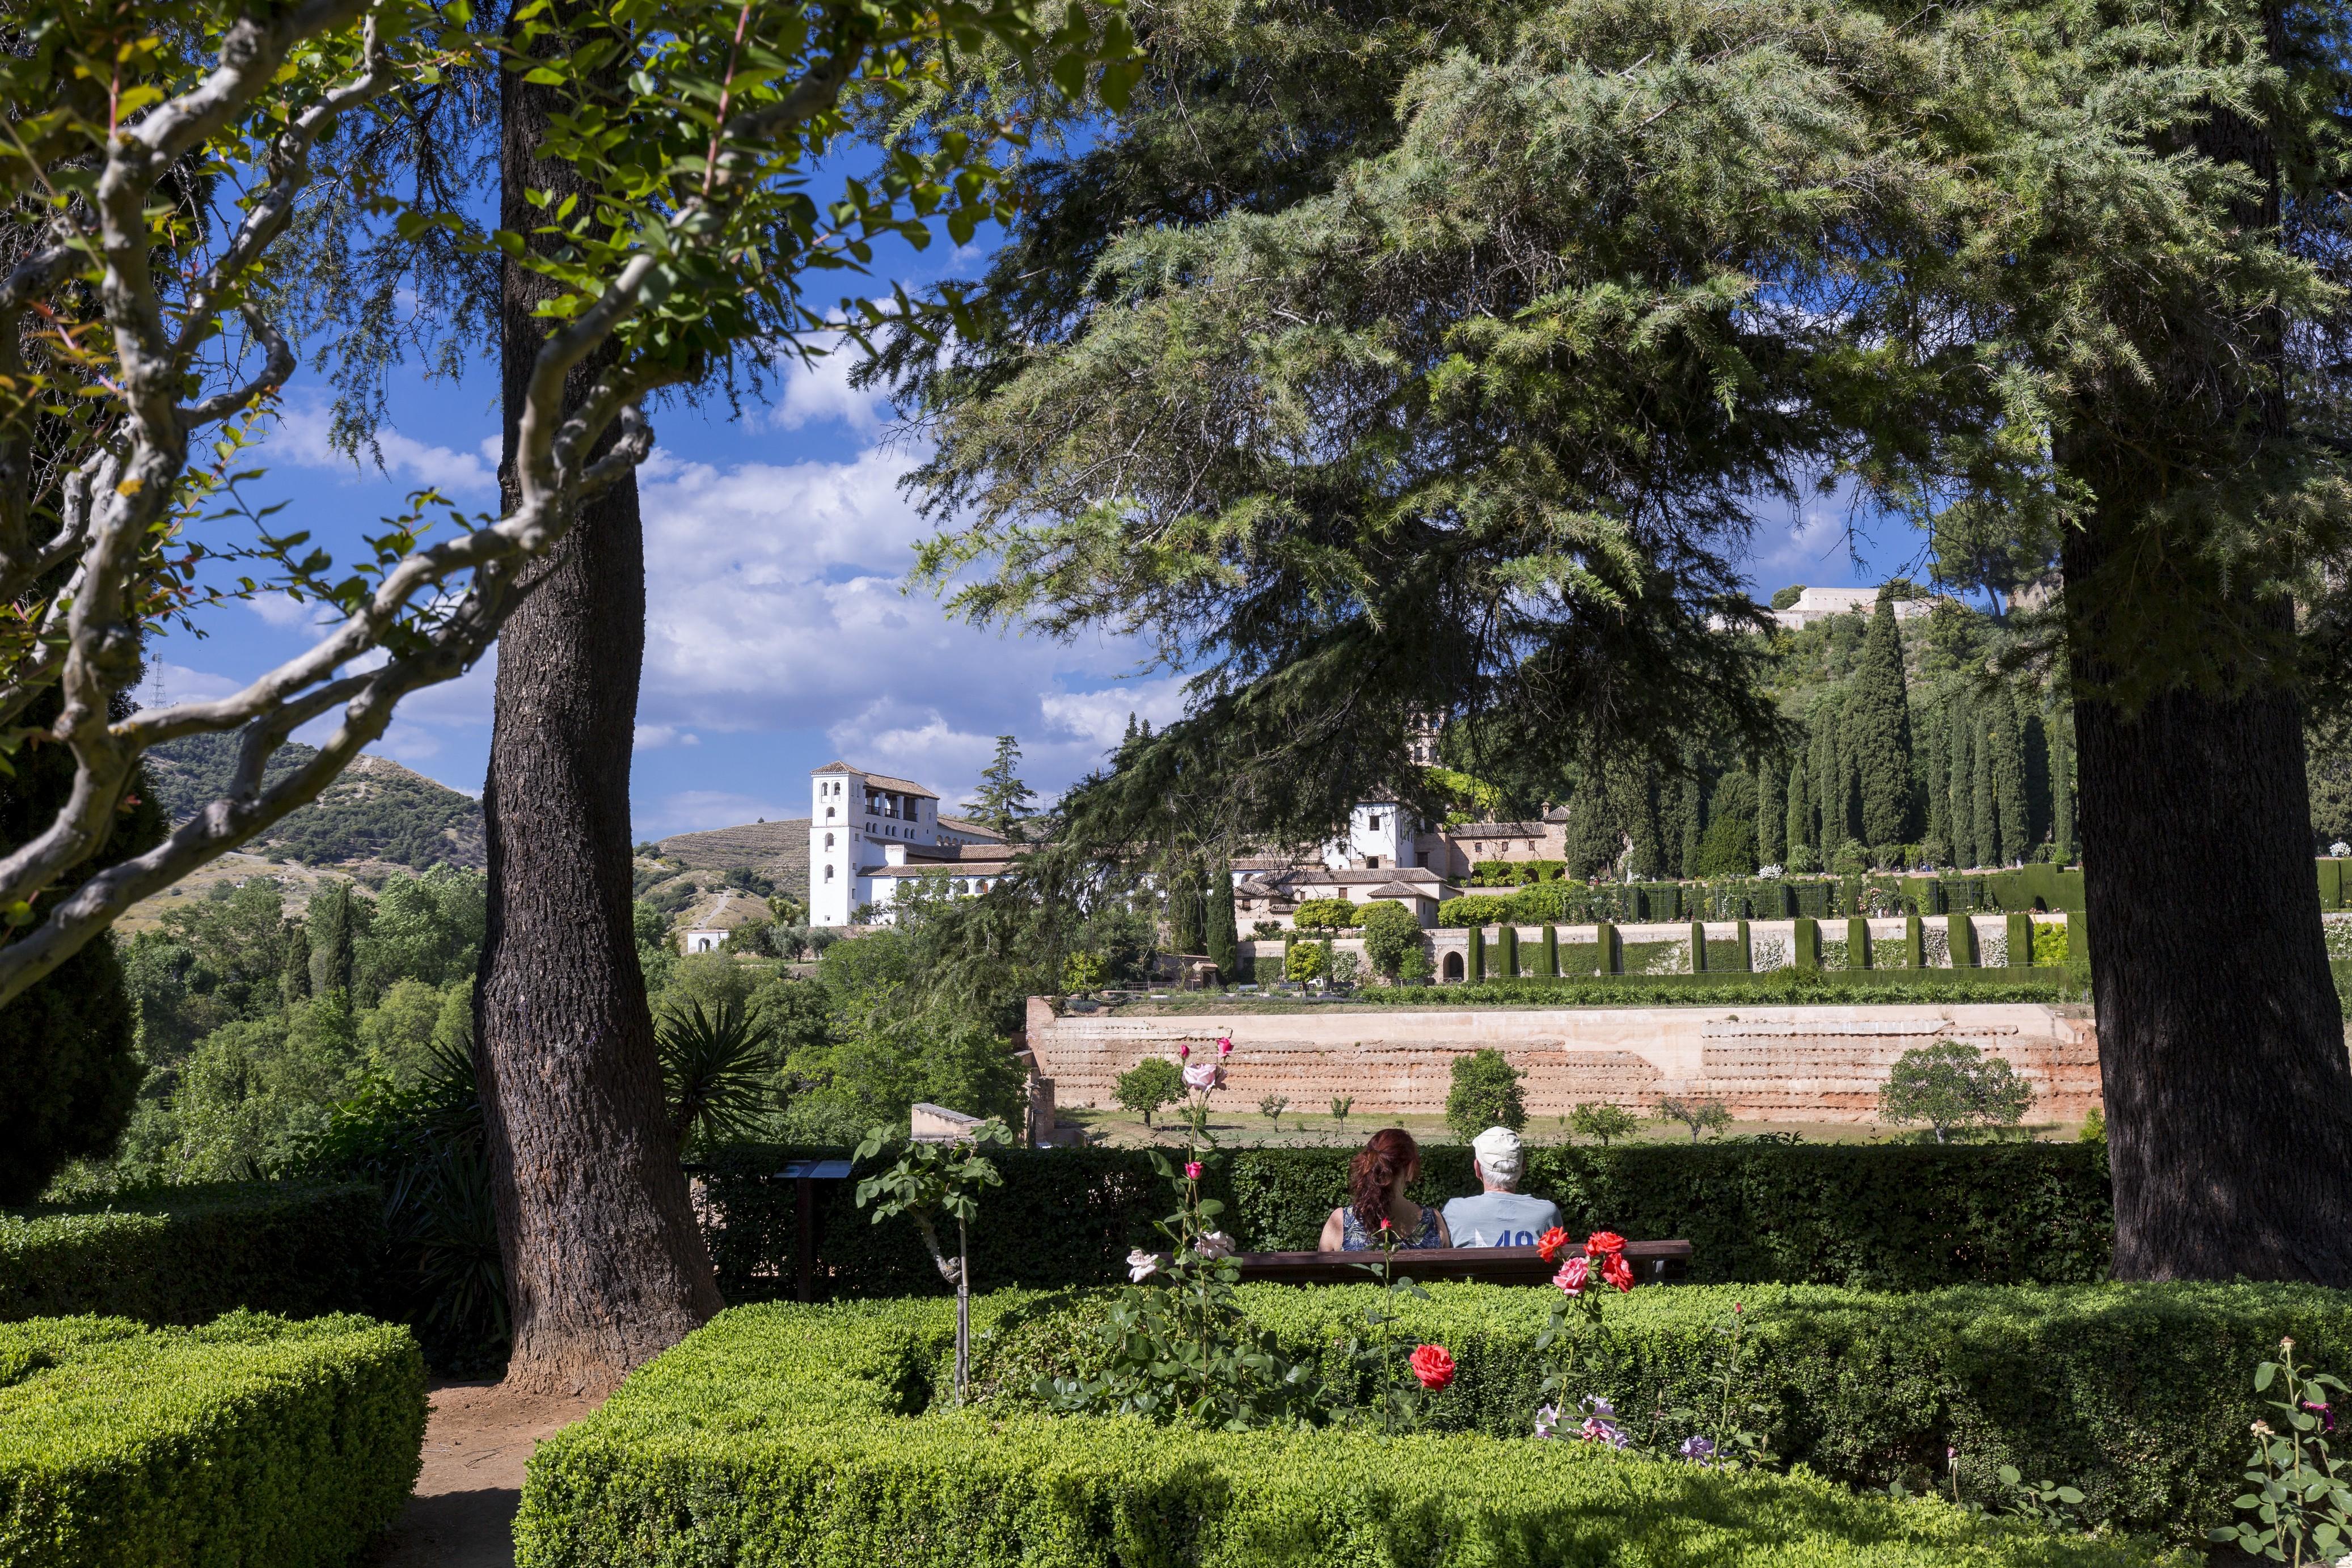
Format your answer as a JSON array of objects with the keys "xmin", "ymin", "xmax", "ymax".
[{"xmin": 1319, "ymin": 1127, "xmax": 1454, "ymax": 1251}]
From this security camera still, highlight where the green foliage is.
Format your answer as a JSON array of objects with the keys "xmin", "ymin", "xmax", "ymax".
[
  {"xmin": 963, "ymin": 737, "xmax": 1037, "ymax": 842},
  {"xmin": 1113, "ymin": 1057, "xmax": 1183, "ymax": 1126},
  {"xmin": 1060, "ymin": 949, "xmax": 1107, "ymax": 991},
  {"xmin": 658, "ymin": 1000, "xmax": 778, "ymax": 1149},
  {"xmin": 516, "ymin": 1287, "xmax": 2307, "ymax": 1561},
  {"xmin": 1444, "ymin": 1050, "xmax": 1526, "ymax": 1140},
  {"xmin": 1851, "ymin": 597, "xmax": 1916, "ymax": 848},
  {"xmin": 1358, "ymin": 899, "xmax": 1424, "ymax": 978},
  {"xmin": 2032, "ymin": 920, "xmax": 2070, "ymax": 967},
  {"xmin": 1205, "ymin": 869, "xmax": 1240, "ymax": 980},
  {"xmin": 0, "ymin": 1310, "xmax": 424, "ymax": 1567},
  {"xmin": 2208, "ymin": 1339, "xmax": 2352, "ymax": 1561},
  {"xmin": 692, "ymin": 1140, "xmax": 2118, "ymax": 1303},
  {"xmin": 1283, "ymin": 941, "xmax": 1326, "ymax": 982},
  {"xmin": 0, "ymin": 1183, "xmax": 384, "ymax": 1325},
  {"xmin": 1880, "ymin": 1042, "xmax": 2035, "ymax": 1143},
  {"xmin": 1289, "ymin": 897, "xmax": 1358, "ymax": 930},
  {"xmin": 1569, "ymin": 1101, "xmax": 1640, "ymax": 1147},
  {"xmin": 1656, "ymin": 1095, "xmax": 1734, "ymax": 1142},
  {"xmin": 1695, "ymin": 811, "xmax": 1759, "ymax": 877},
  {"xmin": 1436, "ymin": 894, "xmax": 1515, "ymax": 928},
  {"xmin": 0, "ymin": 933, "xmax": 141, "ymax": 1205}
]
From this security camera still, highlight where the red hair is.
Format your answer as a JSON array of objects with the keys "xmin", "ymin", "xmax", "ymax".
[{"xmin": 1349, "ymin": 1127, "xmax": 1420, "ymax": 1233}]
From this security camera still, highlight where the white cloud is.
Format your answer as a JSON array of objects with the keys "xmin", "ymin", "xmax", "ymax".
[
  {"xmin": 132, "ymin": 662, "xmax": 246, "ymax": 711},
  {"xmin": 634, "ymin": 724, "xmax": 699, "ymax": 748},
  {"xmin": 768, "ymin": 337, "xmax": 888, "ymax": 434},
  {"xmin": 633, "ymin": 436, "xmax": 1184, "ymax": 805},
  {"xmin": 263, "ymin": 402, "xmax": 499, "ymax": 498}
]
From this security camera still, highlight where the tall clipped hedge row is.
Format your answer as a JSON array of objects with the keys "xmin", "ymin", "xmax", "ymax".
[
  {"xmin": 694, "ymin": 1141, "xmax": 2114, "ymax": 1303},
  {"xmin": 962, "ymin": 1280, "xmax": 2352, "ymax": 1545},
  {"xmin": 0, "ymin": 1182, "xmax": 385, "ymax": 1325},
  {"xmin": 0, "ymin": 1310, "xmax": 425, "ymax": 1567},
  {"xmin": 515, "ymin": 1294, "xmax": 2167, "ymax": 1568}
]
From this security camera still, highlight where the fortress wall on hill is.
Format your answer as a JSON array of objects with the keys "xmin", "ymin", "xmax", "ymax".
[{"xmin": 1025, "ymin": 997, "xmax": 2102, "ymax": 1123}]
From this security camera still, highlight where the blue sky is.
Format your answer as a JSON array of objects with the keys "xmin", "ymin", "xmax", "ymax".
[{"xmin": 150, "ymin": 238, "xmax": 1914, "ymax": 838}]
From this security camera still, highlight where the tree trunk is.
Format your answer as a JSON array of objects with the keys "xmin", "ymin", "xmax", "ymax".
[
  {"xmin": 2067, "ymin": 635, "xmax": 2352, "ymax": 1283},
  {"xmin": 474, "ymin": 11, "xmax": 722, "ymax": 1394}
]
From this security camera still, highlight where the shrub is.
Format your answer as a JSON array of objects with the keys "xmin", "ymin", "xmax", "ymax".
[
  {"xmin": 1656, "ymin": 1095, "xmax": 1732, "ymax": 1142},
  {"xmin": 1444, "ymin": 1050, "xmax": 1526, "ymax": 1140},
  {"xmin": 1879, "ymin": 1042, "xmax": 2035, "ymax": 1142},
  {"xmin": 958, "ymin": 1280, "xmax": 2352, "ymax": 1546},
  {"xmin": 516, "ymin": 1295, "xmax": 2172, "ymax": 1567},
  {"xmin": 1290, "ymin": 897, "xmax": 1358, "ymax": 931},
  {"xmin": 0, "ymin": 1182, "xmax": 385, "ymax": 1325},
  {"xmin": 690, "ymin": 1140, "xmax": 2118, "ymax": 1301},
  {"xmin": 1358, "ymin": 899, "xmax": 1423, "ymax": 977},
  {"xmin": 1113, "ymin": 1057, "xmax": 1183, "ymax": 1127},
  {"xmin": 1284, "ymin": 941, "xmax": 1326, "ymax": 982},
  {"xmin": 1435, "ymin": 894, "xmax": 1513, "ymax": 927},
  {"xmin": 1568, "ymin": 1102, "xmax": 1640, "ymax": 1146},
  {"xmin": 0, "ymin": 1310, "xmax": 425, "ymax": 1566}
]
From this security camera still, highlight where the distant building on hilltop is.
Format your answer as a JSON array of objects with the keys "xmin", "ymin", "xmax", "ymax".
[
  {"xmin": 1771, "ymin": 585, "xmax": 1935, "ymax": 631},
  {"xmin": 808, "ymin": 761, "xmax": 1009, "ymax": 927}
]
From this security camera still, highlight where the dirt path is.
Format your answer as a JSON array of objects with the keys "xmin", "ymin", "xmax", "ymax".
[{"xmin": 372, "ymin": 1380, "xmax": 603, "ymax": 1568}]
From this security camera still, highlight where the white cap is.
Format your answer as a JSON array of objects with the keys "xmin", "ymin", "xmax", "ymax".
[{"xmin": 1472, "ymin": 1126, "xmax": 1522, "ymax": 1187}]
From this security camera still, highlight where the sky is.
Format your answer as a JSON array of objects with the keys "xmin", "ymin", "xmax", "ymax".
[{"xmin": 153, "ymin": 239, "xmax": 1915, "ymax": 840}]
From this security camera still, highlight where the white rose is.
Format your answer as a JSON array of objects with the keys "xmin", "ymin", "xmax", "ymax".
[
  {"xmin": 1181, "ymin": 1061, "xmax": 1220, "ymax": 1090},
  {"xmin": 1196, "ymin": 1231, "xmax": 1237, "ymax": 1261},
  {"xmin": 1126, "ymin": 1247, "xmax": 1161, "ymax": 1283}
]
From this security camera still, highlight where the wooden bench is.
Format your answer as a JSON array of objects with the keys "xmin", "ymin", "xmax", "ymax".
[{"xmin": 1229, "ymin": 1241, "xmax": 1692, "ymax": 1287}]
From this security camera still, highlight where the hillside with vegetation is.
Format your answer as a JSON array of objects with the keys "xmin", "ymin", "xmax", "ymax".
[{"xmin": 145, "ymin": 735, "xmax": 485, "ymax": 870}]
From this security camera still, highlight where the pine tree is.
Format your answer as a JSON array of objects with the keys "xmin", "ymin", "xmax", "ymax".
[
  {"xmin": 1755, "ymin": 758, "xmax": 1784, "ymax": 866},
  {"xmin": 1851, "ymin": 595, "xmax": 1916, "ymax": 847},
  {"xmin": 1971, "ymin": 709, "xmax": 1999, "ymax": 868},
  {"xmin": 966, "ymin": 736, "xmax": 1037, "ymax": 841},
  {"xmin": 1991, "ymin": 696, "xmax": 2028, "ymax": 866}
]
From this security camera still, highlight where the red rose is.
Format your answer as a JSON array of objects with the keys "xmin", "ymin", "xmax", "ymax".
[
  {"xmin": 1601, "ymin": 1251, "xmax": 1635, "ymax": 1293},
  {"xmin": 1536, "ymin": 1226, "xmax": 1570, "ymax": 1263},
  {"xmin": 1585, "ymin": 1231, "xmax": 1627, "ymax": 1257},
  {"xmin": 1409, "ymin": 1343, "xmax": 1456, "ymax": 1391}
]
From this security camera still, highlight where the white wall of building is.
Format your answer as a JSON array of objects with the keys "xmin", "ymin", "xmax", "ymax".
[
  {"xmin": 1323, "ymin": 802, "xmax": 1418, "ymax": 871},
  {"xmin": 809, "ymin": 763, "xmax": 1004, "ymax": 926}
]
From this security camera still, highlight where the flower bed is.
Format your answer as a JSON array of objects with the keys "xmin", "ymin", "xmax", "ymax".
[
  {"xmin": 0, "ymin": 1309, "xmax": 425, "ymax": 1566},
  {"xmin": 515, "ymin": 1294, "xmax": 2174, "ymax": 1567},
  {"xmin": 965, "ymin": 1279, "xmax": 2352, "ymax": 1545}
]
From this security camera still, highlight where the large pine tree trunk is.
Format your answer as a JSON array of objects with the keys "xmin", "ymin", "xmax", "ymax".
[
  {"xmin": 474, "ymin": 13, "xmax": 723, "ymax": 1394},
  {"xmin": 2067, "ymin": 603, "xmax": 2352, "ymax": 1283}
]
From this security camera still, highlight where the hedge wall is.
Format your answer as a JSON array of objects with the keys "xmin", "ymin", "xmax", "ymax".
[
  {"xmin": 0, "ymin": 1309, "xmax": 425, "ymax": 1566},
  {"xmin": 694, "ymin": 1140, "xmax": 2114, "ymax": 1303},
  {"xmin": 964, "ymin": 1280, "xmax": 2351, "ymax": 1545},
  {"xmin": 1435, "ymin": 864, "xmax": 2090, "ymax": 926},
  {"xmin": 515, "ymin": 1295, "xmax": 2169, "ymax": 1568},
  {"xmin": 0, "ymin": 1182, "xmax": 386, "ymax": 1326}
]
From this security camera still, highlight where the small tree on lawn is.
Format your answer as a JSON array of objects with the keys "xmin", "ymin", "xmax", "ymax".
[
  {"xmin": 1570, "ymin": 1101, "xmax": 1641, "ymax": 1147},
  {"xmin": 1879, "ymin": 1041, "xmax": 2034, "ymax": 1143},
  {"xmin": 1116, "ymin": 1057, "xmax": 1184, "ymax": 1128},
  {"xmin": 1446, "ymin": 1049, "xmax": 1526, "ymax": 1140},
  {"xmin": 1657, "ymin": 1096, "xmax": 1732, "ymax": 1143},
  {"xmin": 1360, "ymin": 901, "xmax": 1425, "ymax": 982},
  {"xmin": 1285, "ymin": 941, "xmax": 1326, "ymax": 984},
  {"xmin": 852, "ymin": 1119, "xmax": 1011, "ymax": 1396},
  {"xmin": 1329, "ymin": 1094, "xmax": 1354, "ymax": 1141}
]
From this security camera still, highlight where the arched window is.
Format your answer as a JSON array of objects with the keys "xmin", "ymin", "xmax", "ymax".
[
  {"xmin": 1443, "ymin": 950, "xmax": 1464, "ymax": 982},
  {"xmin": 824, "ymin": 865, "xmax": 835, "ymax": 881},
  {"xmin": 825, "ymin": 806, "xmax": 834, "ymax": 821},
  {"xmin": 825, "ymin": 833, "xmax": 834, "ymax": 849}
]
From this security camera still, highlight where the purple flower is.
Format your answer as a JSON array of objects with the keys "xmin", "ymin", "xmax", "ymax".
[
  {"xmin": 1534, "ymin": 1402, "xmax": 1562, "ymax": 1440},
  {"xmin": 1576, "ymin": 1395, "xmax": 1628, "ymax": 1448},
  {"xmin": 1679, "ymin": 1435, "xmax": 1718, "ymax": 1464},
  {"xmin": 2305, "ymin": 1400, "xmax": 2336, "ymax": 1434}
]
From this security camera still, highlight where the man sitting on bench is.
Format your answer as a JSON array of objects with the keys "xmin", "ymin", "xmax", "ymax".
[{"xmin": 1442, "ymin": 1127, "xmax": 1561, "ymax": 1248}]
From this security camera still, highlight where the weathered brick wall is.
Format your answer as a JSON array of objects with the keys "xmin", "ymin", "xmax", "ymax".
[{"xmin": 1028, "ymin": 997, "xmax": 2101, "ymax": 1123}]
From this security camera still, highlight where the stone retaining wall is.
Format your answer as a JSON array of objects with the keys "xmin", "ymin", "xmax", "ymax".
[{"xmin": 1026, "ymin": 996, "xmax": 2101, "ymax": 1123}]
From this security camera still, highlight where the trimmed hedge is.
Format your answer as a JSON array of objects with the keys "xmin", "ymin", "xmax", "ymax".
[
  {"xmin": 0, "ymin": 1309, "xmax": 425, "ymax": 1566},
  {"xmin": 964, "ymin": 1280, "xmax": 2350, "ymax": 1545},
  {"xmin": 695, "ymin": 1140, "xmax": 2113, "ymax": 1303},
  {"xmin": 0, "ymin": 1182, "xmax": 386, "ymax": 1325},
  {"xmin": 516, "ymin": 1294, "xmax": 2170, "ymax": 1567}
]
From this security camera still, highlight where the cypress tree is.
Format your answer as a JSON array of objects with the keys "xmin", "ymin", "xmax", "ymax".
[
  {"xmin": 1923, "ymin": 707, "xmax": 1950, "ymax": 861},
  {"xmin": 1947, "ymin": 694, "xmax": 1977, "ymax": 868},
  {"xmin": 1755, "ymin": 758, "xmax": 1784, "ymax": 866},
  {"xmin": 2049, "ymin": 705, "xmax": 2077, "ymax": 860},
  {"xmin": 1851, "ymin": 595, "xmax": 1916, "ymax": 847},
  {"xmin": 1205, "ymin": 863, "xmax": 1240, "ymax": 981},
  {"xmin": 1992, "ymin": 696, "xmax": 2028, "ymax": 866},
  {"xmin": 310, "ymin": 879, "xmax": 357, "ymax": 998},
  {"xmin": 1971, "ymin": 709, "xmax": 1999, "ymax": 867},
  {"xmin": 1169, "ymin": 856, "xmax": 1207, "ymax": 953},
  {"xmin": 1784, "ymin": 745, "xmax": 1811, "ymax": 861},
  {"xmin": 1677, "ymin": 775, "xmax": 1704, "ymax": 879},
  {"xmin": 1565, "ymin": 787, "xmax": 1619, "ymax": 878},
  {"xmin": 2021, "ymin": 703, "xmax": 2053, "ymax": 852},
  {"xmin": 281, "ymin": 923, "xmax": 313, "ymax": 1005},
  {"xmin": 1810, "ymin": 701, "xmax": 1836, "ymax": 853}
]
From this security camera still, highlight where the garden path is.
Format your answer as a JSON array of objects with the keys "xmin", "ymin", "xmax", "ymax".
[{"xmin": 370, "ymin": 1379, "xmax": 605, "ymax": 1568}]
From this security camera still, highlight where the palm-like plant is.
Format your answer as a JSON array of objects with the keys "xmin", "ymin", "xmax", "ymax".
[{"xmin": 658, "ymin": 1000, "xmax": 778, "ymax": 1148}]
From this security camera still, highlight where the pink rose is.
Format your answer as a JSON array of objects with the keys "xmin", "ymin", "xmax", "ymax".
[
  {"xmin": 1178, "ymin": 1042, "xmax": 1191, "ymax": 1061},
  {"xmin": 1553, "ymin": 1256, "xmax": 1589, "ymax": 1295},
  {"xmin": 1182, "ymin": 1060, "xmax": 1219, "ymax": 1091},
  {"xmin": 1218, "ymin": 1036, "xmax": 1233, "ymax": 1057},
  {"xmin": 1185, "ymin": 1161, "xmax": 1204, "ymax": 1181}
]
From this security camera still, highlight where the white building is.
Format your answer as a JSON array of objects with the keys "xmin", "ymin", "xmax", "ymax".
[
  {"xmin": 1322, "ymin": 801, "xmax": 1422, "ymax": 872},
  {"xmin": 1772, "ymin": 585, "xmax": 1935, "ymax": 630},
  {"xmin": 808, "ymin": 762, "xmax": 1007, "ymax": 927}
]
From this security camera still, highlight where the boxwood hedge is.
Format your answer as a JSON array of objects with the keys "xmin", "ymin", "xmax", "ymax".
[
  {"xmin": 516, "ymin": 1294, "xmax": 2178, "ymax": 1568},
  {"xmin": 696, "ymin": 1141, "xmax": 2113, "ymax": 1302},
  {"xmin": 0, "ymin": 1309, "xmax": 425, "ymax": 1567},
  {"xmin": 0, "ymin": 1182, "xmax": 385, "ymax": 1325},
  {"xmin": 968, "ymin": 1280, "xmax": 2351, "ymax": 1544}
]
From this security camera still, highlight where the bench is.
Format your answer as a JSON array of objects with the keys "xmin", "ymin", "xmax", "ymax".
[{"xmin": 1229, "ymin": 1241, "xmax": 1692, "ymax": 1287}]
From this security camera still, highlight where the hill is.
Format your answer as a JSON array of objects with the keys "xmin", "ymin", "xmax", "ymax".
[
  {"xmin": 652, "ymin": 818, "xmax": 809, "ymax": 894},
  {"xmin": 145, "ymin": 734, "xmax": 485, "ymax": 870}
]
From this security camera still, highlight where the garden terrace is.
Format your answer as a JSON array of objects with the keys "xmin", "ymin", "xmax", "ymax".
[{"xmin": 515, "ymin": 1292, "xmax": 2184, "ymax": 1567}]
